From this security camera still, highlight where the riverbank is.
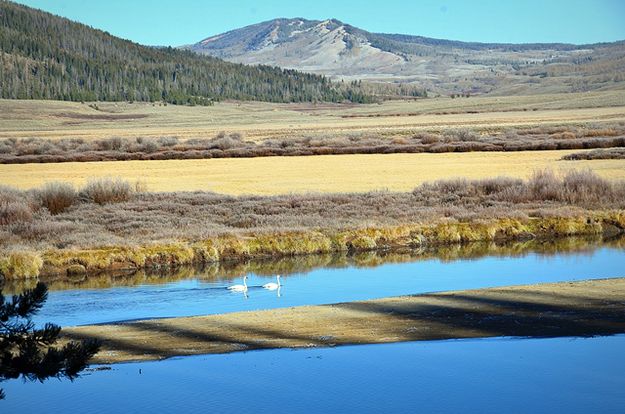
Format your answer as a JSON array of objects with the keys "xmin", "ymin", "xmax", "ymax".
[
  {"xmin": 1, "ymin": 170, "xmax": 624, "ymax": 280},
  {"xmin": 63, "ymin": 277, "xmax": 625, "ymax": 364},
  {"xmin": 5, "ymin": 234, "xmax": 620, "ymax": 294},
  {"xmin": 0, "ymin": 212, "xmax": 622, "ymax": 279}
]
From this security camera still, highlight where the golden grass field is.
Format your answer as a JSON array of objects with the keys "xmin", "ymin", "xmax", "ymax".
[
  {"xmin": 1, "ymin": 93, "xmax": 625, "ymax": 195},
  {"xmin": 2, "ymin": 150, "xmax": 624, "ymax": 195},
  {"xmin": 1, "ymin": 90, "xmax": 625, "ymax": 142}
]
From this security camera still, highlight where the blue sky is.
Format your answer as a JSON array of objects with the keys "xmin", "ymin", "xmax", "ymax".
[{"xmin": 14, "ymin": 0, "xmax": 625, "ymax": 46}]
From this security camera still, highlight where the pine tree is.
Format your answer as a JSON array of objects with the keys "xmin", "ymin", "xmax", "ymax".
[{"xmin": 0, "ymin": 282, "xmax": 100, "ymax": 400}]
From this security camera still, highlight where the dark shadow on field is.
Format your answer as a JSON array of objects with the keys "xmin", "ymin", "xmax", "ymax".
[
  {"xmin": 335, "ymin": 288, "xmax": 625, "ymax": 339},
  {"xmin": 63, "ymin": 279, "xmax": 625, "ymax": 362}
]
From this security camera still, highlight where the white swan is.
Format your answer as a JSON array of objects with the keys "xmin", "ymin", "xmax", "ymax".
[
  {"xmin": 262, "ymin": 275, "xmax": 281, "ymax": 291},
  {"xmin": 227, "ymin": 275, "xmax": 248, "ymax": 292}
]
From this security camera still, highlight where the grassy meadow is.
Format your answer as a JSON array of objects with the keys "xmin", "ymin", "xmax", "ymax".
[
  {"xmin": 1, "ymin": 150, "xmax": 625, "ymax": 194},
  {"xmin": 1, "ymin": 94, "xmax": 625, "ymax": 280},
  {"xmin": 1, "ymin": 91, "xmax": 625, "ymax": 142},
  {"xmin": 1, "ymin": 169, "xmax": 625, "ymax": 279}
]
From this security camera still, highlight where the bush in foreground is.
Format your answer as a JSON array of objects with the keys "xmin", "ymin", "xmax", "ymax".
[
  {"xmin": 417, "ymin": 169, "xmax": 624, "ymax": 206},
  {"xmin": 79, "ymin": 178, "xmax": 133, "ymax": 205},
  {"xmin": 36, "ymin": 182, "xmax": 77, "ymax": 215}
]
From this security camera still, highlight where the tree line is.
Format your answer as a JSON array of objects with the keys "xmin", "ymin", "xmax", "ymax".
[{"xmin": 0, "ymin": 1, "xmax": 374, "ymax": 104}]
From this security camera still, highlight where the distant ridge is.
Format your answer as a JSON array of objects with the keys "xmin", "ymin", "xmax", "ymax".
[
  {"xmin": 0, "ymin": 3, "xmax": 371, "ymax": 104},
  {"xmin": 187, "ymin": 18, "xmax": 625, "ymax": 95}
]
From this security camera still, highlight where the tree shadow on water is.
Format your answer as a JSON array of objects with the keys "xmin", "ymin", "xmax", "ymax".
[
  {"xmin": 0, "ymin": 282, "xmax": 100, "ymax": 400},
  {"xmin": 63, "ymin": 281, "xmax": 625, "ymax": 363}
]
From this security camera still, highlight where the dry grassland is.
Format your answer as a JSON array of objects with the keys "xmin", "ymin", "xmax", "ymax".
[
  {"xmin": 1, "ymin": 150, "xmax": 624, "ymax": 194},
  {"xmin": 1, "ymin": 91, "xmax": 625, "ymax": 142}
]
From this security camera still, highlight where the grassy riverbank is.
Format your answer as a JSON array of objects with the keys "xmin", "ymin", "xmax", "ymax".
[
  {"xmin": 63, "ymin": 277, "xmax": 625, "ymax": 364},
  {"xmin": 1, "ymin": 169, "xmax": 624, "ymax": 279},
  {"xmin": 5, "ymin": 234, "xmax": 620, "ymax": 294}
]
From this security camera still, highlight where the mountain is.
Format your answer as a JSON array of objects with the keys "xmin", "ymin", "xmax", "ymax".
[
  {"xmin": 187, "ymin": 18, "xmax": 625, "ymax": 95},
  {"xmin": 0, "ymin": 2, "xmax": 371, "ymax": 104}
]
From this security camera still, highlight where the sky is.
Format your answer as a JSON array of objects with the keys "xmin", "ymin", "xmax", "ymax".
[{"xmin": 13, "ymin": 0, "xmax": 625, "ymax": 46}]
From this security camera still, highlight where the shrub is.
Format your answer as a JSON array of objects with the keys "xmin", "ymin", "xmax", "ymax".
[
  {"xmin": 141, "ymin": 141, "xmax": 158, "ymax": 153},
  {"xmin": 1, "ymin": 123, "xmax": 624, "ymax": 164},
  {"xmin": 552, "ymin": 131, "xmax": 577, "ymax": 140},
  {"xmin": 348, "ymin": 235, "xmax": 377, "ymax": 251},
  {"xmin": 583, "ymin": 128, "xmax": 618, "ymax": 137},
  {"xmin": 562, "ymin": 169, "xmax": 613, "ymax": 203},
  {"xmin": 97, "ymin": 137, "xmax": 123, "ymax": 151},
  {"xmin": 157, "ymin": 136, "xmax": 179, "ymax": 147},
  {"xmin": 528, "ymin": 169, "xmax": 562, "ymax": 201},
  {"xmin": 66, "ymin": 264, "xmax": 87, "ymax": 276},
  {"xmin": 0, "ymin": 250, "xmax": 43, "ymax": 279},
  {"xmin": 0, "ymin": 186, "xmax": 35, "ymax": 226},
  {"xmin": 0, "ymin": 201, "xmax": 33, "ymax": 225},
  {"xmin": 134, "ymin": 180, "xmax": 148, "ymax": 193},
  {"xmin": 444, "ymin": 128, "xmax": 478, "ymax": 142},
  {"xmin": 419, "ymin": 178, "xmax": 469, "ymax": 196},
  {"xmin": 0, "ymin": 169, "xmax": 623, "ymax": 263},
  {"xmin": 391, "ymin": 137, "xmax": 409, "ymax": 145},
  {"xmin": 80, "ymin": 178, "xmax": 132, "ymax": 204},
  {"xmin": 36, "ymin": 182, "xmax": 77, "ymax": 214},
  {"xmin": 561, "ymin": 148, "xmax": 625, "ymax": 160},
  {"xmin": 10, "ymin": 220, "xmax": 81, "ymax": 242},
  {"xmin": 414, "ymin": 132, "xmax": 440, "ymax": 144},
  {"xmin": 456, "ymin": 129, "xmax": 479, "ymax": 141},
  {"xmin": 0, "ymin": 140, "xmax": 13, "ymax": 154},
  {"xmin": 210, "ymin": 133, "xmax": 244, "ymax": 151},
  {"xmin": 192, "ymin": 242, "xmax": 220, "ymax": 263},
  {"xmin": 473, "ymin": 177, "xmax": 522, "ymax": 195}
]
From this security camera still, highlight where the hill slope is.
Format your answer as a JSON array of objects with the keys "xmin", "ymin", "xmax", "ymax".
[
  {"xmin": 188, "ymin": 18, "xmax": 625, "ymax": 95},
  {"xmin": 0, "ymin": 2, "xmax": 370, "ymax": 104}
]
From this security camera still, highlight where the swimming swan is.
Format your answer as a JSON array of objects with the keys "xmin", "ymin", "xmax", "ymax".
[
  {"xmin": 227, "ymin": 275, "xmax": 248, "ymax": 292},
  {"xmin": 262, "ymin": 275, "xmax": 281, "ymax": 291}
]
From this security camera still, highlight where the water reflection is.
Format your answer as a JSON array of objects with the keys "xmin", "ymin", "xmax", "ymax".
[
  {"xmin": 3, "ymin": 336, "xmax": 625, "ymax": 414},
  {"xmin": 6, "ymin": 235, "xmax": 623, "ymax": 327},
  {"xmin": 4, "ymin": 234, "xmax": 623, "ymax": 294}
]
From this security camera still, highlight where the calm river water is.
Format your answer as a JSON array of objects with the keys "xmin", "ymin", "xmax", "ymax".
[
  {"xmin": 28, "ymin": 241, "xmax": 625, "ymax": 326},
  {"xmin": 3, "ymin": 336, "xmax": 625, "ymax": 413},
  {"xmin": 2, "ymin": 237, "xmax": 624, "ymax": 412}
]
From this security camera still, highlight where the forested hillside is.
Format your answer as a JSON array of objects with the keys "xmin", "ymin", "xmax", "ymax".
[{"xmin": 0, "ymin": 1, "xmax": 370, "ymax": 104}]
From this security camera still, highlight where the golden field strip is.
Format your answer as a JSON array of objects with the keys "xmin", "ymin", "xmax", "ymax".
[
  {"xmin": 63, "ymin": 278, "xmax": 625, "ymax": 364},
  {"xmin": 1, "ymin": 91, "xmax": 625, "ymax": 142},
  {"xmin": 2, "ymin": 150, "xmax": 625, "ymax": 194}
]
